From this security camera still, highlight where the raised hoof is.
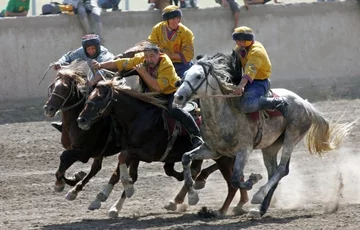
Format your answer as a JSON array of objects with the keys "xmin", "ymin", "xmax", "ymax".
[
  {"xmin": 247, "ymin": 208, "xmax": 261, "ymax": 218},
  {"xmin": 188, "ymin": 188, "xmax": 199, "ymax": 206},
  {"xmin": 88, "ymin": 199, "xmax": 101, "ymax": 210},
  {"xmin": 164, "ymin": 201, "xmax": 177, "ymax": 211},
  {"xmin": 65, "ymin": 190, "xmax": 78, "ymax": 201},
  {"xmin": 74, "ymin": 171, "xmax": 87, "ymax": 181},
  {"xmin": 96, "ymin": 192, "xmax": 108, "ymax": 202},
  {"xmin": 54, "ymin": 181, "xmax": 65, "ymax": 192},
  {"xmin": 194, "ymin": 180, "xmax": 206, "ymax": 190},
  {"xmin": 251, "ymin": 189, "xmax": 265, "ymax": 204},
  {"xmin": 108, "ymin": 208, "xmax": 119, "ymax": 218},
  {"xmin": 232, "ymin": 205, "xmax": 247, "ymax": 215}
]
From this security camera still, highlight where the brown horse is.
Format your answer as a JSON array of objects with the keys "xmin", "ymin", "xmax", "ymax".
[{"xmin": 77, "ymin": 79, "xmax": 250, "ymax": 218}]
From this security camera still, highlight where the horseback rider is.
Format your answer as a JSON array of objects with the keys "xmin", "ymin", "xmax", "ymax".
[
  {"xmin": 232, "ymin": 26, "xmax": 289, "ymax": 117},
  {"xmin": 51, "ymin": 34, "xmax": 114, "ymax": 132},
  {"xmin": 92, "ymin": 43, "xmax": 204, "ymax": 149},
  {"xmin": 147, "ymin": 5, "xmax": 194, "ymax": 79}
]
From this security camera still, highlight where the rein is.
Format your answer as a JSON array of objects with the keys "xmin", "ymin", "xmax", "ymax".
[
  {"xmin": 48, "ymin": 76, "xmax": 86, "ymax": 112},
  {"xmin": 183, "ymin": 62, "xmax": 240, "ymax": 99}
]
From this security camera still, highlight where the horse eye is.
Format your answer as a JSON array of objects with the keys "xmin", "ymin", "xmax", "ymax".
[{"xmin": 196, "ymin": 75, "xmax": 202, "ymax": 80}]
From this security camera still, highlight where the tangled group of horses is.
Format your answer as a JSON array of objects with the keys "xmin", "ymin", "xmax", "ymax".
[{"xmin": 43, "ymin": 49, "xmax": 355, "ymax": 219}]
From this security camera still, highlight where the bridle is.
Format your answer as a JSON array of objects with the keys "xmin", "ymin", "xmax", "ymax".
[
  {"xmin": 179, "ymin": 61, "xmax": 217, "ymax": 102},
  {"xmin": 48, "ymin": 76, "xmax": 85, "ymax": 111},
  {"xmin": 84, "ymin": 84, "xmax": 115, "ymax": 120}
]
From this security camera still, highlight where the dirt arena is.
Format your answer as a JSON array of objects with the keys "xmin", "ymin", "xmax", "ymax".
[{"xmin": 1, "ymin": 99, "xmax": 360, "ymax": 230}]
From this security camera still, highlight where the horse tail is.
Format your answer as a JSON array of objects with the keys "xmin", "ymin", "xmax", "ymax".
[{"xmin": 303, "ymin": 100, "xmax": 355, "ymax": 156}]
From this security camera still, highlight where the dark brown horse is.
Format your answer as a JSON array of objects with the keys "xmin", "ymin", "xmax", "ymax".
[
  {"xmin": 77, "ymin": 79, "xmax": 249, "ymax": 218},
  {"xmin": 43, "ymin": 68, "xmax": 123, "ymax": 201}
]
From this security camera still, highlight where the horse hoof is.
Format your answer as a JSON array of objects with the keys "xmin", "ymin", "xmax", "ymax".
[
  {"xmin": 65, "ymin": 190, "xmax": 77, "ymax": 201},
  {"xmin": 54, "ymin": 182, "xmax": 65, "ymax": 192},
  {"xmin": 194, "ymin": 180, "xmax": 206, "ymax": 190},
  {"xmin": 164, "ymin": 201, "xmax": 177, "ymax": 211},
  {"xmin": 88, "ymin": 199, "xmax": 101, "ymax": 210},
  {"xmin": 108, "ymin": 208, "xmax": 119, "ymax": 218},
  {"xmin": 188, "ymin": 188, "xmax": 199, "ymax": 206},
  {"xmin": 124, "ymin": 185, "xmax": 134, "ymax": 198},
  {"xmin": 247, "ymin": 208, "xmax": 261, "ymax": 218},
  {"xmin": 232, "ymin": 205, "xmax": 247, "ymax": 215},
  {"xmin": 96, "ymin": 192, "xmax": 108, "ymax": 202},
  {"xmin": 74, "ymin": 171, "xmax": 87, "ymax": 181}
]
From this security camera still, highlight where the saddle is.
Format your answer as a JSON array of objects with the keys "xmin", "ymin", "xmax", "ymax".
[{"xmin": 247, "ymin": 91, "xmax": 282, "ymax": 121}]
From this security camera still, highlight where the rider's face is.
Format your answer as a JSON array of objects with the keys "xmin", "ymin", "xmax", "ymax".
[
  {"xmin": 236, "ymin": 40, "xmax": 246, "ymax": 48},
  {"xmin": 144, "ymin": 50, "xmax": 160, "ymax": 67},
  {"xmin": 86, "ymin": 45, "xmax": 97, "ymax": 57},
  {"xmin": 167, "ymin": 17, "xmax": 181, "ymax": 30}
]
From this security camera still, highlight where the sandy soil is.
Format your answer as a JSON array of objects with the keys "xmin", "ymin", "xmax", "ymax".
[{"xmin": 0, "ymin": 99, "xmax": 360, "ymax": 230}]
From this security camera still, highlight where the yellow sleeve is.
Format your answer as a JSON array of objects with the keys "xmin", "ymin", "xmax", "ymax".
[
  {"xmin": 156, "ymin": 57, "xmax": 179, "ymax": 93},
  {"xmin": 179, "ymin": 30, "xmax": 194, "ymax": 63},
  {"xmin": 148, "ymin": 25, "xmax": 160, "ymax": 46},
  {"xmin": 243, "ymin": 51, "xmax": 262, "ymax": 81},
  {"xmin": 115, "ymin": 54, "xmax": 144, "ymax": 71}
]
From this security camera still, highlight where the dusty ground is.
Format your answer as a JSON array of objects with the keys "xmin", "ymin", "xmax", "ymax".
[{"xmin": 1, "ymin": 99, "xmax": 360, "ymax": 230}]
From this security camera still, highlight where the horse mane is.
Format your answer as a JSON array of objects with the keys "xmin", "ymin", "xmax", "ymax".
[
  {"xmin": 197, "ymin": 54, "xmax": 237, "ymax": 95},
  {"xmin": 99, "ymin": 79, "xmax": 168, "ymax": 110},
  {"xmin": 57, "ymin": 60, "xmax": 88, "ymax": 86},
  {"xmin": 121, "ymin": 41, "xmax": 152, "ymax": 58}
]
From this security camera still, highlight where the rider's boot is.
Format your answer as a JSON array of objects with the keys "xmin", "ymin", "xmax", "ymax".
[
  {"xmin": 258, "ymin": 96, "xmax": 289, "ymax": 118},
  {"xmin": 178, "ymin": 112, "xmax": 204, "ymax": 149},
  {"xmin": 51, "ymin": 122, "xmax": 63, "ymax": 133}
]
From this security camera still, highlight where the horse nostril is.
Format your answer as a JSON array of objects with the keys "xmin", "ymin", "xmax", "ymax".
[
  {"xmin": 178, "ymin": 95, "xmax": 184, "ymax": 101},
  {"xmin": 77, "ymin": 117, "xmax": 87, "ymax": 124}
]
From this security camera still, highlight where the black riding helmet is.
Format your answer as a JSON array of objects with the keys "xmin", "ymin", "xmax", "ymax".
[{"xmin": 82, "ymin": 34, "xmax": 101, "ymax": 58}]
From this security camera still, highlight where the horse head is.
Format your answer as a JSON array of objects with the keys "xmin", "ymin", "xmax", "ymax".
[
  {"xmin": 43, "ymin": 69, "xmax": 87, "ymax": 117},
  {"xmin": 77, "ymin": 79, "xmax": 120, "ymax": 130},
  {"xmin": 174, "ymin": 54, "xmax": 235, "ymax": 108}
]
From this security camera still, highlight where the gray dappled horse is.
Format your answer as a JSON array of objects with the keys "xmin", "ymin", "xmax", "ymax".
[{"xmin": 173, "ymin": 54, "xmax": 355, "ymax": 218}]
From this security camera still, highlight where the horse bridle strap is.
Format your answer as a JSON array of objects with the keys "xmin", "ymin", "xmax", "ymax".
[
  {"xmin": 49, "ymin": 79, "xmax": 76, "ymax": 109},
  {"xmin": 85, "ymin": 85, "xmax": 114, "ymax": 118}
]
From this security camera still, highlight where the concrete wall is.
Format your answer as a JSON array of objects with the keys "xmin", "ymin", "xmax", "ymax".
[{"xmin": 1, "ymin": 1, "xmax": 360, "ymax": 103}]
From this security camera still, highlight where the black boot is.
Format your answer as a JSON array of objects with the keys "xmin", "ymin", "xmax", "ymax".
[
  {"xmin": 258, "ymin": 97, "xmax": 289, "ymax": 118},
  {"xmin": 175, "ymin": 111, "xmax": 204, "ymax": 149},
  {"xmin": 51, "ymin": 122, "xmax": 63, "ymax": 133}
]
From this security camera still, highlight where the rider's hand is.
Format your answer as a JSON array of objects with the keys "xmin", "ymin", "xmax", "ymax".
[
  {"xmin": 91, "ymin": 60, "xmax": 101, "ymax": 70},
  {"xmin": 53, "ymin": 62, "xmax": 61, "ymax": 70},
  {"xmin": 134, "ymin": 64, "xmax": 146, "ymax": 75},
  {"xmin": 234, "ymin": 86, "xmax": 245, "ymax": 96}
]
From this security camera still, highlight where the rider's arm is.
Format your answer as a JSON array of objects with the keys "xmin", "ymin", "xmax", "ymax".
[
  {"xmin": 147, "ymin": 23, "xmax": 160, "ymax": 46},
  {"xmin": 114, "ymin": 54, "xmax": 144, "ymax": 71},
  {"xmin": 243, "ymin": 51, "xmax": 263, "ymax": 83},
  {"xmin": 177, "ymin": 29, "xmax": 195, "ymax": 64},
  {"xmin": 57, "ymin": 47, "xmax": 85, "ymax": 65}
]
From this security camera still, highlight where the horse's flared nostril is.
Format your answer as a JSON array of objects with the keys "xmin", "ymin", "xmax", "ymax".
[
  {"xmin": 77, "ymin": 117, "xmax": 87, "ymax": 124},
  {"xmin": 44, "ymin": 105, "xmax": 55, "ymax": 112},
  {"xmin": 178, "ymin": 95, "xmax": 184, "ymax": 102}
]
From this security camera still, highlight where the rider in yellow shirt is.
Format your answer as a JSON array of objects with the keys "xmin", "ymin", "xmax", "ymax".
[
  {"xmin": 148, "ymin": 5, "xmax": 194, "ymax": 79},
  {"xmin": 232, "ymin": 26, "xmax": 288, "ymax": 117},
  {"xmin": 93, "ymin": 43, "xmax": 203, "ymax": 149}
]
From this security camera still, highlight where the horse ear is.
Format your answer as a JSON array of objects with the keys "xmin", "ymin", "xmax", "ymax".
[{"xmin": 196, "ymin": 55, "xmax": 204, "ymax": 60}]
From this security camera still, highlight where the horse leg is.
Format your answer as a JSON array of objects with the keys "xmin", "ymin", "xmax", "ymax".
[
  {"xmin": 89, "ymin": 160, "xmax": 123, "ymax": 210},
  {"xmin": 65, "ymin": 158, "xmax": 103, "ymax": 201},
  {"xmin": 194, "ymin": 162, "xmax": 218, "ymax": 190},
  {"xmin": 182, "ymin": 145, "xmax": 222, "ymax": 206},
  {"xmin": 108, "ymin": 160, "xmax": 139, "ymax": 218},
  {"xmin": 55, "ymin": 150, "xmax": 87, "ymax": 192},
  {"xmin": 250, "ymin": 136, "xmax": 294, "ymax": 218},
  {"xmin": 118, "ymin": 151, "xmax": 135, "ymax": 198},
  {"xmin": 163, "ymin": 162, "xmax": 183, "ymax": 181}
]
